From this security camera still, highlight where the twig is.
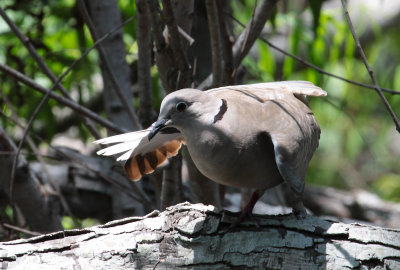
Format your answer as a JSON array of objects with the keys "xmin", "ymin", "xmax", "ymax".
[
  {"xmin": 205, "ymin": 0, "xmax": 223, "ymax": 87},
  {"xmin": 0, "ymin": 91, "xmax": 78, "ymax": 225},
  {"xmin": 0, "ymin": 64, "xmax": 124, "ymax": 133},
  {"xmin": 2, "ymin": 223, "xmax": 41, "ymax": 236},
  {"xmin": 341, "ymin": 0, "xmax": 400, "ymax": 133},
  {"xmin": 77, "ymin": 0, "xmax": 142, "ymax": 129},
  {"xmin": 198, "ymin": 0, "xmax": 278, "ymax": 89},
  {"xmin": 56, "ymin": 149, "xmax": 154, "ymax": 208},
  {"xmin": 146, "ymin": 0, "xmax": 174, "ymax": 92},
  {"xmin": 239, "ymin": 0, "xmax": 257, "ymax": 55},
  {"xmin": 147, "ymin": 0, "xmax": 166, "ymax": 52},
  {"xmin": 228, "ymin": 13, "xmax": 400, "ymax": 95},
  {"xmin": 232, "ymin": 0, "xmax": 278, "ymax": 68},
  {"xmin": 216, "ymin": 0, "xmax": 234, "ymax": 85},
  {"xmin": 0, "ymin": 7, "xmax": 100, "ymax": 140},
  {"xmin": 1, "ymin": 110, "xmax": 152, "ymax": 208},
  {"xmin": 161, "ymin": 0, "xmax": 191, "ymax": 89},
  {"xmin": 136, "ymin": 0, "xmax": 154, "ymax": 128},
  {"xmin": 261, "ymin": 38, "xmax": 400, "ymax": 95},
  {"xmin": 0, "ymin": 7, "xmax": 136, "ymax": 202},
  {"xmin": 177, "ymin": 26, "xmax": 195, "ymax": 45}
]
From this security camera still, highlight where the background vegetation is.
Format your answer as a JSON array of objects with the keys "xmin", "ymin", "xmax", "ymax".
[{"xmin": 0, "ymin": 0, "xmax": 399, "ymax": 240}]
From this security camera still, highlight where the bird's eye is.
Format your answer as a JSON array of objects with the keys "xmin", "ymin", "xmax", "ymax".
[{"xmin": 176, "ymin": 102, "xmax": 187, "ymax": 112}]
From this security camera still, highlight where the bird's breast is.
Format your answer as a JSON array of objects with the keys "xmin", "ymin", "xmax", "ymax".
[{"xmin": 184, "ymin": 127, "xmax": 284, "ymax": 189}]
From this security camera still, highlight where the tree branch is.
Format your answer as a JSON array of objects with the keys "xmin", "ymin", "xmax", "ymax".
[
  {"xmin": 0, "ymin": 64, "xmax": 123, "ymax": 134},
  {"xmin": 216, "ymin": 0, "xmax": 234, "ymax": 85},
  {"xmin": 0, "ymin": 7, "xmax": 100, "ymax": 139},
  {"xmin": 0, "ymin": 94, "xmax": 77, "ymax": 225},
  {"xmin": 1, "ymin": 203, "xmax": 399, "ymax": 268},
  {"xmin": 136, "ymin": 0, "xmax": 154, "ymax": 128},
  {"xmin": 1, "ymin": 110, "xmax": 153, "ymax": 210},
  {"xmin": 205, "ymin": 0, "xmax": 223, "ymax": 87},
  {"xmin": 228, "ymin": 13, "xmax": 400, "ymax": 95},
  {"xmin": 161, "ymin": 0, "xmax": 191, "ymax": 89},
  {"xmin": 232, "ymin": 0, "xmax": 277, "ymax": 72},
  {"xmin": 0, "ymin": 127, "xmax": 63, "ymax": 233},
  {"xmin": 0, "ymin": 7, "xmax": 137, "ymax": 203},
  {"xmin": 341, "ymin": 0, "xmax": 400, "ymax": 133},
  {"xmin": 199, "ymin": 0, "xmax": 278, "ymax": 89}
]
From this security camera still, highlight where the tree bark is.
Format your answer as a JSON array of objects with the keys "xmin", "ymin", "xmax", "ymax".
[
  {"xmin": 84, "ymin": 0, "xmax": 139, "ymax": 131},
  {"xmin": 85, "ymin": 0, "xmax": 144, "ymax": 219},
  {"xmin": 1, "ymin": 203, "xmax": 399, "ymax": 269},
  {"xmin": 0, "ymin": 127, "xmax": 63, "ymax": 233},
  {"xmin": 136, "ymin": 0, "xmax": 154, "ymax": 128}
]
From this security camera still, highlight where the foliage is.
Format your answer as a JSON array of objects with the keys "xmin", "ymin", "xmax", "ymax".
[
  {"xmin": 240, "ymin": 2, "xmax": 400, "ymax": 197},
  {"xmin": 0, "ymin": 1, "xmax": 399, "ymax": 236}
]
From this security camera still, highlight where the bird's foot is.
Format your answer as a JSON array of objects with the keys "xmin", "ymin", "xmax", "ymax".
[
  {"xmin": 229, "ymin": 206, "xmax": 260, "ymax": 230},
  {"xmin": 292, "ymin": 200, "xmax": 307, "ymax": 219},
  {"xmin": 228, "ymin": 190, "xmax": 261, "ymax": 230}
]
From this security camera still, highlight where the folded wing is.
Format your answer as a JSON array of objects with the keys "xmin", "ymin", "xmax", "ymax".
[
  {"xmin": 95, "ymin": 129, "xmax": 184, "ymax": 181},
  {"xmin": 208, "ymin": 81, "xmax": 326, "ymax": 195},
  {"xmin": 207, "ymin": 80, "xmax": 327, "ymax": 104}
]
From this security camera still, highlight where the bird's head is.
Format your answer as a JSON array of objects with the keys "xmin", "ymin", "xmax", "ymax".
[{"xmin": 148, "ymin": 88, "xmax": 225, "ymax": 140}]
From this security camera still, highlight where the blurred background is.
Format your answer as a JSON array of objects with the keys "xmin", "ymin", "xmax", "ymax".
[{"xmin": 0, "ymin": 0, "xmax": 399, "ymax": 241}]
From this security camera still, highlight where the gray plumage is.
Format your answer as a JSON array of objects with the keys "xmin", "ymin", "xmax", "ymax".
[{"xmin": 96, "ymin": 81, "xmax": 326, "ymax": 212}]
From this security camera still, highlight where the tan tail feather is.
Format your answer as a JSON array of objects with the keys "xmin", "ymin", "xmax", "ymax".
[
  {"xmin": 124, "ymin": 158, "xmax": 141, "ymax": 180},
  {"xmin": 124, "ymin": 140, "xmax": 182, "ymax": 181}
]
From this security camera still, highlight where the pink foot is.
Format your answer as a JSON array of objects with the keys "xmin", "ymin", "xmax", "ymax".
[{"xmin": 230, "ymin": 190, "xmax": 261, "ymax": 229}]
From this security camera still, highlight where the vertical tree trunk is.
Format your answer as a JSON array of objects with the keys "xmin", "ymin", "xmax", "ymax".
[
  {"xmin": 86, "ymin": 0, "xmax": 144, "ymax": 218},
  {"xmin": 136, "ymin": 0, "xmax": 154, "ymax": 128}
]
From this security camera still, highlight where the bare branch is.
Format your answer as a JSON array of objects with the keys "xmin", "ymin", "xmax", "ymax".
[
  {"xmin": 262, "ymin": 38, "xmax": 400, "ymax": 95},
  {"xmin": 1, "ymin": 110, "xmax": 153, "ymax": 209},
  {"xmin": 228, "ymin": 13, "xmax": 400, "ymax": 96},
  {"xmin": 0, "ymin": 127, "xmax": 63, "ymax": 232},
  {"xmin": 0, "ymin": 93, "xmax": 78, "ymax": 225},
  {"xmin": 161, "ymin": 0, "xmax": 191, "ymax": 89},
  {"xmin": 2, "ymin": 223, "xmax": 41, "ymax": 236},
  {"xmin": 0, "ymin": 7, "xmax": 137, "ymax": 203},
  {"xmin": 232, "ymin": 0, "xmax": 278, "ymax": 71},
  {"xmin": 205, "ymin": 0, "xmax": 223, "ymax": 87},
  {"xmin": 0, "ymin": 7, "xmax": 100, "ymax": 140},
  {"xmin": 341, "ymin": 0, "xmax": 400, "ymax": 133},
  {"xmin": 0, "ymin": 64, "xmax": 123, "ymax": 134},
  {"xmin": 177, "ymin": 26, "xmax": 195, "ymax": 45},
  {"xmin": 55, "ymin": 148, "xmax": 154, "ymax": 208},
  {"xmin": 146, "ymin": 0, "xmax": 174, "ymax": 93},
  {"xmin": 199, "ymin": 0, "xmax": 278, "ymax": 89},
  {"xmin": 147, "ymin": 0, "xmax": 166, "ymax": 52},
  {"xmin": 216, "ymin": 0, "xmax": 234, "ymax": 85}
]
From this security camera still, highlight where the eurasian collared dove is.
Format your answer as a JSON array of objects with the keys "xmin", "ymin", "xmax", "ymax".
[{"xmin": 95, "ymin": 81, "xmax": 326, "ymax": 219}]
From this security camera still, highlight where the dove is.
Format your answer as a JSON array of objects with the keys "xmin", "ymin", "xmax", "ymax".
[{"xmin": 95, "ymin": 81, "xmax": 326, "ymax": 220}]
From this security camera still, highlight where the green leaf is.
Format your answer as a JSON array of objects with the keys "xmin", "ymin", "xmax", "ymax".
[
  {"xmin": 258, "ymin": 41, "xmax": 275, "ymax": 76},
  {"xmin": 372, "ymin": 174, "xmax": 400, "ymax": 202}
]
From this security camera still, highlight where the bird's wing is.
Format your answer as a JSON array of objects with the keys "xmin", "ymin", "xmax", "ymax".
[
  {"xmin": 206, "ymin": 81, "xmax": 326, "ymax": 103},
  {"xmin": 95, "ymin": 128, "xmax": 184, "ymax": 181},
  {"xmin": 208, "ymin": 81, "xmax": 326, "ymax": 195},
  {"xmin": 264, "ymin": 98, "xmax": 321, "ymax": 195}
]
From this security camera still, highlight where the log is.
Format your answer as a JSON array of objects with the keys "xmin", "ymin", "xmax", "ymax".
[{"xmin": 1, "ymin": 203, "xmax": 399, "ymax": 269}]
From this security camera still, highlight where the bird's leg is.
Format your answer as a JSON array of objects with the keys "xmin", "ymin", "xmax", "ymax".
[
  {"xmin": 290, "ymin": 194, "xmax": 307, "ymax": 217},
  {"xmin": 230, "ymin": 189, "xmax": 264, "ymax": 228}
]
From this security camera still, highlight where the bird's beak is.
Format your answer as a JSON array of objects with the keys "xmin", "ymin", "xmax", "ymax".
[{"xmin": 148, "ymin": 118, "xmax": 169, "ymax": 140}]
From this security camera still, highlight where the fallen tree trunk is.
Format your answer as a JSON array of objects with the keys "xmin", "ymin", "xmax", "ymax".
[{"xmin": 1, "ymin": 203, "xmax": 400, "ymax": 269}]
